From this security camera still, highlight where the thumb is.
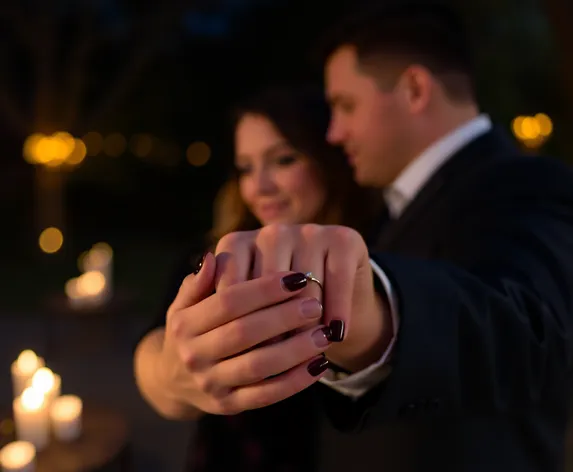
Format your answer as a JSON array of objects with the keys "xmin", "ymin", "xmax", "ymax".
[{"xmin": 169, "ymin": 252, "xmax": 216, "ymax": 312}]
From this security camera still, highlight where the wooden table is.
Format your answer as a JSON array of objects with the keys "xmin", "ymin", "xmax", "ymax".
[{"xmin": 0, "ymin": 404, "xmax": 132, "ymax": 472}]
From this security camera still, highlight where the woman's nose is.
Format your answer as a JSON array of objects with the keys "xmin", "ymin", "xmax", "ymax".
[{"xmin": 254, "ymin": 170, "xmax": 277, "ymax": 195}]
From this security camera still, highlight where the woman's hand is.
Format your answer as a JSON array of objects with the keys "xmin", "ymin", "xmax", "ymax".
[
  {"xmin": 157, "ymin": 252, "xmax": 331, "ymax": 415},
  {"xmin": 214, "ymin": 224, "xmax": 392, "ymax": 373}
]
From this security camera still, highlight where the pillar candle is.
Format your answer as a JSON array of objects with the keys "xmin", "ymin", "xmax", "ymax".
[
  {"xmin": 29, "ymin": 368, "xmax": 60, "ymax": 406},
  {"xmin": 10, "ymin": 352, "xmax": 44, "ymax": 399},
  {"xmin": 50, "ymin": 395, "xmax": 82, "ymax": 442},
  {"xmin": 12, "ymin": 388, "xmax": 49, "ymax": 451}
]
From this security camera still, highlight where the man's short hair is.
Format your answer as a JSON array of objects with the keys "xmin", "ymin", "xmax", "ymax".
[{"xmin": 316, "ymin": 2, "xmax": 476, "ymax": 102}]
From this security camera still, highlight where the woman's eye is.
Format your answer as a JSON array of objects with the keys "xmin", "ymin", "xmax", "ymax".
[
  {"xmin": 235, "ymin": 166, "xmax": 251, "ymax": 176},
  {"xmin": 276, "ymin": 154, "xmax": 297, "ymax": 166}
]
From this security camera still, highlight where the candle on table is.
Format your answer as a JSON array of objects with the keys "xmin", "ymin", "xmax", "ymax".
[
  {"xmin": 82, "ymin": 243, "xmax": 113, "ymax": 298},
  {"xmin": 0, "ymin": 441, "xmax": 35, "ymax": 472},
  {"xmin": 13, "ymin": 388, "xmax": 48, "ymax": 451},
  {"xmin": 65, "ymin": 278, "xmax": 86, "ymax": 309},
  {"xmin": 50, "ymin": 395, "xmax": 82, "ymax": 442},
  {"xmin": 11, "ymin": 351, "xmax": 44, "ymax": 399},
  {"xmin": 30, "ymin": 368, "xmax": 60, "ymax": 406}
]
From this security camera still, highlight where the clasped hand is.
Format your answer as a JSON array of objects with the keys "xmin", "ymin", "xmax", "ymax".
[{"xmin": 157, "ymin": 224, "xmax": 386, "ymax": 415}]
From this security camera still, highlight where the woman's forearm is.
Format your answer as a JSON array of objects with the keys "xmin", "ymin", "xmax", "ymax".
[{"xmin": 134, "ymin": 327, "xmax": 204, "ymax": 420}]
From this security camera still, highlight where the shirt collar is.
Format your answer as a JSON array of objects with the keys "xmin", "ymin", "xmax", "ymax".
[{"xmin": 385, "ymin": 114, "xmax": 492, "ymax": 218}]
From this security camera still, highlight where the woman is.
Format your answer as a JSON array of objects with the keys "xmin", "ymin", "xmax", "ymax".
[
  {"xmin": 209, "ymin": 84, "xmax": 379, "ymax": 244},
  {"xmin": 142, "ymin": 84, "xmax": 383, "ymax": 472}
]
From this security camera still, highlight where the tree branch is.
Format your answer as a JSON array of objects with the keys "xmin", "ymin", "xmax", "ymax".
[
  {"xmin": 84, "ymin": 2, "xmax": 189, "ymax": 129},
  {"xmin": 31, "ymin": 0, "xmax": 60, "ymax": 133},
  {"xmin": 61, "ymin": 4, "xmax": 97, "ymax": 131}
]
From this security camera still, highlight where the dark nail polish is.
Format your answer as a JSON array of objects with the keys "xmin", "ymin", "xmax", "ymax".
[
  {"xmin": 328, "ymin": 320, "xmax": 345, "ymax": 342},
  {"xmin": 307, "ymin": 357, "xmax": 329, "ymax": 377},
  {"xmin": 281, "ymin": 273, "xmax": 307, "ymax": 292},
  {"xmin": 192, "ymin": 252, "xmax": 208, "ymax": 275}
]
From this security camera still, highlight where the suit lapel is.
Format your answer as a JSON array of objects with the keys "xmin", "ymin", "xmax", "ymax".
[{"xmin": 374, "ymin": 128, "xmax": 518, "ymax": 250}]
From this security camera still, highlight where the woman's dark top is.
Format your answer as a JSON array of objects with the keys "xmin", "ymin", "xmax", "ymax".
[{"xmin": 147, "ymin": 252, "xmax": 321, "ymax": 472}]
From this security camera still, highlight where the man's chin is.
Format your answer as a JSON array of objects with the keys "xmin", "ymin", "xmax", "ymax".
[{"xmin": 352, "ymin": 167, "xmax": 373, "ymax": 186}]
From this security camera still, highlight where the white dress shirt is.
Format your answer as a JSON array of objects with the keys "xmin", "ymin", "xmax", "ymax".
[{"xmin": 320, "ymin": 114, "xmax": 493, "ymax": 398}]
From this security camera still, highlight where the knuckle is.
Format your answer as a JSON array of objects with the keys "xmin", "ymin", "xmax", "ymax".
[
  {"xmin": 216, "ymin": 288, "xmax": 236, "ymax": 316},
  {"xmin": 258, "ymin": 222, "xmax": 290, "ymax": 244},
  {"xmin": 216, "ymin": 231, "xmax": 244, "ymax": 253},
  {"xmin": 168, "ymin": 314, "xmax": 185, "ymax": 339},
  {"xmin": 300, "ymin": 223, "xmax": 323, "ymax": 241},
  {"xmin": 332, "ymin": 225, "xmax": 361, "ymax": 246},
  {"xmin": 241, "ymin": 357, "xmax": 266, "ymax": 384},
  {"xmin": 251, "ymin": 390, "xmax": 273, "ymax": 410},
  {"xmin": 214, "ymin": 397, "xmax": 240, "ymax": 415},
  {"xmin": 181, "ymin": 346, "xmax": 201, "ymax": 370},
  {"xmin": 226, "ymin": 320, "xmax": 248, "ymax": 347},
  {"xmin": 195, "ymin": 373, "xmax": 216, "ymax": 395}
]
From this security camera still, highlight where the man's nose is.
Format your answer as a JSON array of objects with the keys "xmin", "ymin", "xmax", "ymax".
[{"xmin": 326, "ymin": 119, "xmax": 344, "ymax": 144}]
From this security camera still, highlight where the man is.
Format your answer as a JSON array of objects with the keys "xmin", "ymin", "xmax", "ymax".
[{"xmin": 135, "ymin": 4, "xmax": 573, "ymax": 471}]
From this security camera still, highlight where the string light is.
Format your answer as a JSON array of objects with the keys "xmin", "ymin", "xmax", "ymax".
[{"xmin": 511, "ymin": 113, "xmax": 553, "ymax": 149}]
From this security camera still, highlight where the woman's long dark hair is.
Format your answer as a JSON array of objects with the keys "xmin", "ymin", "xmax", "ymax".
[{"xmin": 210, "ymin": 83, "xmax": 383, "ymax": 244}]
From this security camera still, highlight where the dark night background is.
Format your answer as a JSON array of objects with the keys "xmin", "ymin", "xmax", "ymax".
[{"xmin": 0, "ymin": 0, "xmax": 572, "ymax": 470}]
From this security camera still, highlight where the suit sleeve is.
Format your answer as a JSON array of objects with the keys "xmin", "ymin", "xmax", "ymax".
[{"xmin": 319, "ymin": 158, "xmax": 573, "ymax": 431}]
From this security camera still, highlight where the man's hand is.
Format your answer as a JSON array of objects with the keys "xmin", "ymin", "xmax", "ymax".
[
  {"xmin": 156, "ymin": 252, "xmax": 332, "ymax": 415},
  {"xmin": 215, "ymin": 224, "xmax": 393, "ymax": 372}
]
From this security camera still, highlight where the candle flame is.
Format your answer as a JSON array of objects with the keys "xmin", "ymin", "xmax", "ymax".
[
  {"xmin": 0, "ymin": 441, "xmax": 36, "ymax": 467},
  {"xmin": 77, "ymin": 271, "xmax": 106, "ymax": 296},
  {"xmin": 87, "ymin": 243, "xmax": 113, "ymax": 266},
  {"xmin": 51, "ymin": 395, "xmax": 82, "ymax": 421},
  {"xmin": 31, "ymin": 368, "xmax": 55, "ymax": 393},
  {"xmin": 16, "ymin": 350, "xmax": 38, "ymax": 375},
  {"xmin": 21, "ymin": 387, "xmax": 44, "ymax": 410}
]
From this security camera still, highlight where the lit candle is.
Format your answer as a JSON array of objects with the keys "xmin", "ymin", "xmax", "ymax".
[
  {"xmin": 50, "ymin": 395, "xmax": 82, "ymax": 442},
  {"xmin": 0, "ymin": 441, "xmax": 35, "ymax": 472},
  {"xmin": 65, "ymin": 278, "xmax": 86, "ymax": 309},
  {"xmin": 77, "ymin": 271, "xmax": 107, "ymax": 306},
  {"xmin": 29, "ymin": 368, "xmax": 61, "ymax": 406},
  {"xmin": 83, "ymin": 243, "xmax": 112, "ymax": 274},
  {"xmin": 10, "ymin": 351, "xmax": 44, "ymax": 399},
  {"xmin": 12, "ymin": 388, "xmax": 49, "ymax": 451}
]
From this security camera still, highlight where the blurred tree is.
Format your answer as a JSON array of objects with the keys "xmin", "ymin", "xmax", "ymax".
[
  {"xmin": 0, "ymin": 0, "xmax": 223, "ymax": 240},
  {"xmin": 0, "ymin": 0, "xmax": 199, "ymax": 136}
]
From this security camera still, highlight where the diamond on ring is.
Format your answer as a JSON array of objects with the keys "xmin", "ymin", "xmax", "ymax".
[{"xmin": 304, "ymin": 272, "xmax": 324, "ymax": 291}]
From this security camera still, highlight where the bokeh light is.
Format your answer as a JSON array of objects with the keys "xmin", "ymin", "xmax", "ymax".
[
  {"xmin": 39, "ymin": 227, "xmax": 64, "ymax": 254},
  {"xmin": 186, "ymin": 141, "xmax": 211, "ymax": 167},
  {"xmin": 511, "ymin": 113, "xmax": 553, "ymax": 149},
  {"xmin": 83, "ymin": 132, "xmax": 103, "ymax": 156},
  {"xmin": 103, "ymin": 133, "xmax": 127, "ymax": 157}
]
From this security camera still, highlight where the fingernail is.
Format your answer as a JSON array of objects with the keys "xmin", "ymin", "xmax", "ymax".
[
  {"xmin": 192, "ymin": 252, "xmax": 208, "ymax": 275},
  {"xmin": 328, "ymin": 320, "xmax": 345, "ymax": 342},
  {"xmin": 281, "ymin": 273, "xmax": 307, "ymax": 292},
  {"xmin": 307, "ymin": 357, "xmax": 329, "ymax": 376},
  {"xmin": 312, "ymin": 327, "xmax": 332, "ymax": 348},
  {"xmin": 300, "ymin": 298, "xmax": 322, "ymax": 318}
]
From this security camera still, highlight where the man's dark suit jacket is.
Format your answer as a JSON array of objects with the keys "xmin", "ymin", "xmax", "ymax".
[{"xmin": 319, "ymin": 128, "xmax": 573, "ymax": 472}]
